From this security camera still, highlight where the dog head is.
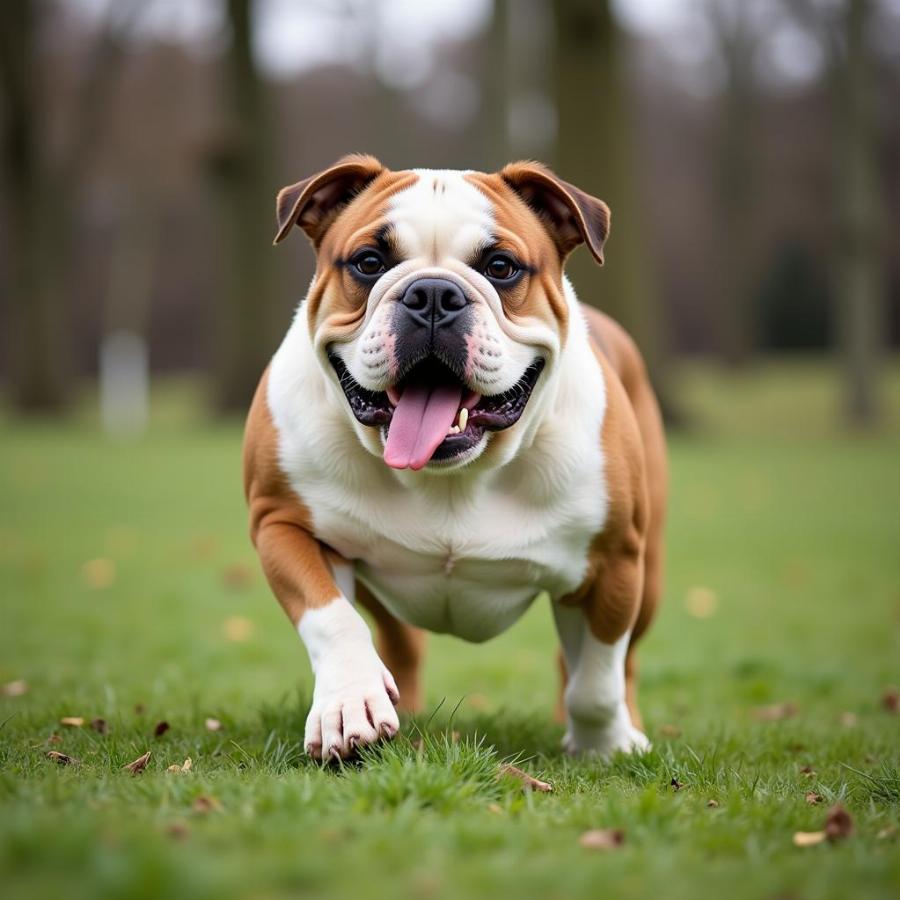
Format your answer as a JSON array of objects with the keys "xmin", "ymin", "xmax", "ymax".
[{"xmin": 274, "ymin": 155, "xmax": 609, "ymax": 472}]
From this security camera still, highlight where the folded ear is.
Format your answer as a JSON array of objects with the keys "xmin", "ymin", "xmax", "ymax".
[
  {"xmin": 274, "ymin": 154, "xmax": 384, "ymax": 245},
  {"xmin": 499, "ymin": 161, "xmax": 610, "ymax": 265}
]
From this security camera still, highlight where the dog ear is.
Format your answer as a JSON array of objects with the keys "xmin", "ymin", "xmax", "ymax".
[
  {"xmin": 499, "ymin": 161, "xmax": 610, "ymax": 266},
  {"xmin": 274, "ymin": 154, "xmax": 384, "ymax": 245}
]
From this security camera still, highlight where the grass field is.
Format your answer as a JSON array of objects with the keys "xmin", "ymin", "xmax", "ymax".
[{"xmin": 2, "ymin": 360, "xmax": 899, "ymax": 900}]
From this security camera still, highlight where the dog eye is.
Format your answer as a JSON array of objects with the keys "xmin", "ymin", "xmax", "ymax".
[
  {"xmin": 483, "ymin": 254, "xmax": 519, "ymax": 282},
  {"xmin": 352, "ymin": 251, "xmax": 386, "ymax": 278}
]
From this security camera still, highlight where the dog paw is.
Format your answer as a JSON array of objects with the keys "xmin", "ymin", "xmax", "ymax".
[
  {"xmin": 304, "ymin": 654, "xmax": 400, "ymax": 761},
  {"xmin": 562, "ymin": 708, "xmax": 651, "ymax": 759}
]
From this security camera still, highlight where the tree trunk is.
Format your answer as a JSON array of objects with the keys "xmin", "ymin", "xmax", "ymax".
[
  {"xmin": 550, "ymin": 0, "xmax": 674, "ymax": 417},
  {"xmin": 0, "ymin": 1, "xmax": 66, "ymax": 410},
  {"xmin": 207, "ymin": 0, "xmax": 276, "ymax": 412},
  {"xmin": 834, "ymin": 0, "xmax": 883, "ymax": 426}
]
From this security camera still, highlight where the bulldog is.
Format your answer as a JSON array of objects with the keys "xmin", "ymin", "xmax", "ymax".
[{"xmin": 243, "ymin": 155, "xmax": 667, "ymax": 761}]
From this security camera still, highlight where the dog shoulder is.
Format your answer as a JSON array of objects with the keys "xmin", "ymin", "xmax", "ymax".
[{"xmin": 243, "ymin": 367, "xmax": 316, "ymax": 544}]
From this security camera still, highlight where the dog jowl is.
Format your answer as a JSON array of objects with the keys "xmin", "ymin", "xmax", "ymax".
[{"xmin": 244, "ymin": 155, "xmax": 667, "ymax": 761}]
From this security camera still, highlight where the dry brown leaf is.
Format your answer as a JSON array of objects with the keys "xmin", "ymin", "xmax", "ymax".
[
  {"xmin": 882, "ymin": 688, "xmax": 899, "ymax": 713},
  {"xmin": 124, "ymin": 750, "xmax": 151, "ymax": 775},
  {"xmin": 671, "ymin": 777, "xmax": 684, "ymax": 791},
  {"xmin": 47, "ymin": 750, "xmax": 79, "ymax": 766},
  {"xmin": 46, "ymin": 733, "xmax": 63, "ymax": 745},
  {"xmin": 221, "ymin": 563, "xmax": 253, "ymax": 590},
  {"xmin": 579, "ymin": 829, "xmax": 625, "ymax": 850},
  {"xmin": 706, "ymin": 799, "xmax": 719, "ymax": 808},
  {"xmin": 60, "ymin": 717, "xmax": 84, "ymax": 728},
  {"xmin": 204, "ymin": 717, "xmax": 222, "ymax": 732},
  {"xmin": 192, "ymin": 795, "xmax": 221, "ymax": 814},
  {"xmin": 81, "ymin": 557, "xmax": 116, "ymax": 589},
  {"xmin": 165, "ymin": 821, "xmax": 190, "ymax": 841},
  {"xmin": 154, "ymin": 721, "xmax": 170, "ymax": 738},
  {"xmin": 181, "ymin": 757, "xmax": 192, "ymax": 772},
  {"xmin": 167, "ymin": 758, "xmax": 192, "ymax": 774},
  {"xmin": 658, "ymin": 724, "xmax": 682, "ymax": 738},
  {"xmin": 90, "ymin": 718, "xmax": 108, "ymax": 735},
  {"xmin": 752, "ymin": 702, "xmax": 798, "ymax": 722},
  {"xmin": 2, "ymin": 679, "xmax": 28, "ymax": 697},
  {"xmin": 824, "ymin": 804, "xmax": 853, "ymax": 842},
  {"xmin": 222, "ymin": 616, "xmax": 254, "ymax": 642},
  {"xmin": 166, "ymin": 764, "xmax": 183, "ymax": 773},
  {"xmin": 684, "ymin": 586, "xmax": 718, "ymax": 619},
  {"xmin": 799, "ymin": 765, "xmax": 817, "ymax": 779},
  {"xmin": 805, "ymin": 792, "xmax": 823, "ymax": 805},
  {"xmin": 498, "ymin": 763, "xmax": 553, "ymax": 793},
  {"xmin": 793, "ymin": 830, "xmax": 826, "ymax": 848}
]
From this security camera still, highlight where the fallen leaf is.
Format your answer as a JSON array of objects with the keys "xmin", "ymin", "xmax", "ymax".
[
  {"xmin": 60, "ymin": 717, "xmax": 84, "ymax": 728},
  {"xmin": 222, "ymin": 616, "xmax": 254, "ymax": 642},
  {"xmin": 882, "ymin": 688, "xmax": 899, "ymax": 713},
  {"xmin": 824, "ymin": 804, "xmax": 853, "ymax": 841},
  {"xmin": 838, "ymin": 711, "xmax": 858, "ymax": 727},
  {"xmin": 753, "ymin": 702, "xmax": 798, "ymax": 722},
  {"xmin": 81, "ymin": 557, "xmax": 116, "ymax": 589},
  {"xmin": 167, "ymin": 758, "xmax": 192, "ymax": 774},
  {"xmin": 706, "ymin": 799, "xmax": 719, "ymax": 808},
  {"xmin": 192, "ymin": 795, "xmax": 221, "ymax": 814},
  {"xmin": 684, "ymin": 586, "xmax": 718, "ymax": 619},
  {"xmin": 167, "ymin": 764, "xmax": 183, "ymax": 773},
  {"xmin": 793, "ymin": 830, "xmax": 826, "ymax": 848},
  {"xmin": 799, "ymin": 765, "xmax": 817, "ymax": 778},
  {"xmin": 46, "ymin": 750, "xmax": 79, "ymax": 766},
  {"xmin": 204, "ymin": 717, "xmax": 222, "ymax": 732},
  {"xmin": 579, "ymin": 829, "xmax": 625, "ymax": 850},
  {"xmin": 671, "ymin": 777, "xmax": 684, "ymax": 791},
  {"xmin": 805, "ymin": 792, "xmax": 823, "ymax": 805},
  {"xmin": 154, "ymin": 721, "xmax": 170, "ymax": 737},
  {"xmin": 46, "ymin": 733, "xmax": 63, "ymax": 745},
  {"xmin": 221, "ymin": 563, "xmax": 253, "ymax": 590},
  {"xmin": 498, "ymin": 763, "xmax": 553, "ymax": 793},
  {"xmin": 182, "ymin": 757, "xmax": 192, "ymax": 772},
  {"xmin": 124, "ymin": 750, "xmax": 151, "ymax": 775},
  {"xmin": 165, "ymin": 821, "xmax": 190, "ymax": 841},
  {"xmin": 2, "ymin": 679, "xmax": 28, "ymax": 697},
  {"xmin": 90, "ymin": 718, "xmax": 108, "ymax": 735},
  {"xmin": 659, "ymin": 724, "xmax": 682, "ymax": 738}
]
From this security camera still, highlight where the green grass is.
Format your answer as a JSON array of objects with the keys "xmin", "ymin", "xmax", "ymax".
[{"xmin": 2, "ymin": 359, "xmax": 899, "ymax": 900}]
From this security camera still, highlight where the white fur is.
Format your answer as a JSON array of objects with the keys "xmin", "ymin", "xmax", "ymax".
[
  {"xmin": 297, "ymin": 596, "xmax": 399, "ymax": 759},
  {"xmin": 552, "ymin": 602, "xmax": 650, "ymax": 757}
]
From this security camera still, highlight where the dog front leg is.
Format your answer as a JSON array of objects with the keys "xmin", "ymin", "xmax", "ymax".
[{"xmin": 253, "ymin": 520, "xmax": 400, "ymax": 761}]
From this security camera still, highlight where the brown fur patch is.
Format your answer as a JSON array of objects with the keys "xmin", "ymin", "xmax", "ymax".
[
  {"xmin": 243, "ymin": 368, "xmax": 345, "ymax": 625},
  {"xmin": 465, "ymin": 173, "xmax": 570, "ymax": 341}
]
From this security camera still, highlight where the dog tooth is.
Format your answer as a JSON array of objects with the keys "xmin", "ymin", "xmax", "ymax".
[{"xmin": 458, "ymin": 407, "xmax": 468, "ymax": 431}]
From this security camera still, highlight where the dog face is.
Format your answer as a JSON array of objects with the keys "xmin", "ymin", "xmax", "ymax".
[{"xmin": 274, "ymin": 155, "xmax": 609, "ymax": 472}]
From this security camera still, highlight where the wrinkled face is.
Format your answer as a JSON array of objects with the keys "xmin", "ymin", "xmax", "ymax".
[{"xmin": 277, "ymin": 159, "xmax": 607, "ymax": 473}]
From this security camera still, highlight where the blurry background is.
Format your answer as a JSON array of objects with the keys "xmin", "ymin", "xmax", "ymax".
[{"xmin": 1, "ymin": 0, "xmax": 899, "ymax": 426}]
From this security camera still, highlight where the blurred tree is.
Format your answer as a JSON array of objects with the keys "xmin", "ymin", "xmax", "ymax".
[
  {"xmin": 0, "ymin": 1, "xmax": 132, "ymax": 411},
  {"xmin": 707, "ymin": 0, "xmax": 764, "ymax": 367},
  {"xmin": 206, "ymin": 0, "xmax": 276, "ymax": 412},
  {"xmin": 550, "ymin": 0, "xmax": 673, "ymax": 416},
  {"xmin": 482, "ymin": 0, "xmax": 510, "ymax": 169},
  {"xmin": 787, "ymin": 0, "xmax": 887, "ymax": 426}
]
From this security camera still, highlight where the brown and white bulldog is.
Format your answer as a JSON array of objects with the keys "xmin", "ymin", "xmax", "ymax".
[{"xmin": 243, "ymin": 154, "xmax": 667, "ymax": 761}]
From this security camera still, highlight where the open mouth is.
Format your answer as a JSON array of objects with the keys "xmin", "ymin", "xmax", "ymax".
[{"xmin": 328, "ymin": 353, "xmax": 545, "ymax": 470}]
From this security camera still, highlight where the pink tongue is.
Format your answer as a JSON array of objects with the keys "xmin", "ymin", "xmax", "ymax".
[{"xmin": 384, "ymin": 381, "xmax": 463, "ymax": 470}]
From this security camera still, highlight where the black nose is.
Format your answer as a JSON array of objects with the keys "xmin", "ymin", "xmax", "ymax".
[{"xmin": 399, "ymin": 278, "xmax": 469, "ymax": 328}]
